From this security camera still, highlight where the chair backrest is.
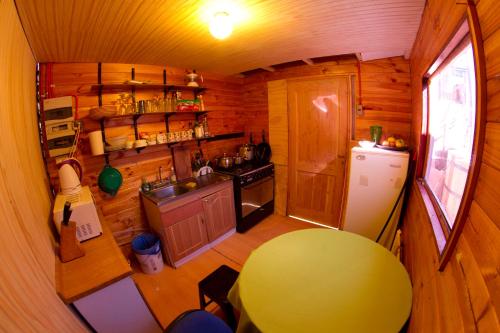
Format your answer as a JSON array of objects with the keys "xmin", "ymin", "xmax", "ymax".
[{"xmin": 165, "ymin": 309, "xmax": 233, "ymax": 333}]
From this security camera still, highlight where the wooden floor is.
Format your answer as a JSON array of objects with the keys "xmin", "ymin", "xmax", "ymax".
[{"xmin": 133, "ymin": 214, "xmax": 320, "ymax": 329}]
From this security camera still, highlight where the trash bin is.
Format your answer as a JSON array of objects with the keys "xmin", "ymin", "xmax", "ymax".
[{"xmin": 132, "ymin": 233, "xmax": 164, "ymax": 274}]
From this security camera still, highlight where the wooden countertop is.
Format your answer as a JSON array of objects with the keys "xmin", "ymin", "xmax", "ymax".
[{"xmin": 56, "ymin": 212, "xmax": 132, "ymax": 304}]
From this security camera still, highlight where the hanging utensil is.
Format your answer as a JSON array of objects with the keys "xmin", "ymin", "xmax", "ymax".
[
  {"xmin": 255, "ymin": 130, "xmax": 272, "ymax": 164},
  {"xmin": 98, "ymin": 164, "xmax": 123, "ymax": 196}
]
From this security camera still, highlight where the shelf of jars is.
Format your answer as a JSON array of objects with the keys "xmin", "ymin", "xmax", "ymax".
[
  {"xmin": 90, "ymin": 83, "xmax": 206, "ymax": 96},
  {"xmin": 97, "ymin": 132, "xmax": 245, "ymax": 162},
  {"xmin": 98, "ymin": 111, "xmax": 210, "ymax": 146},
  {"xmin": 89, "ymin": 64, "xmax": 242, "ymax": 164},
  {"xmin": 96, "ymin": 109, "xmax": 243, "ymax": 163}
]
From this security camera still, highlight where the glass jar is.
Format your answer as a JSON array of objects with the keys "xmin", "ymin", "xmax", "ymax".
[{"xmin": 194, "ymin": 123, "xmax": 204, "ymax": 139}]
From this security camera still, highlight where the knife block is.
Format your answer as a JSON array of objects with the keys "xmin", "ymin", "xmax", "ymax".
[{"xmin": 59, "ymin": 221, "xmax": 85, "ymax": 262}]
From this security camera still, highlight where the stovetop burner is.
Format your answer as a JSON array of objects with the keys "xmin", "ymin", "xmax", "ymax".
[{"xmin": 214, "ymin": 161, "xmax": 273, "ymax": 177}]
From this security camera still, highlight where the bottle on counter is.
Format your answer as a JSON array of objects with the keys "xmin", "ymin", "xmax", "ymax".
[{"xmin": 170, "ymin": 166, "xmax": 177, "ymax": 183}]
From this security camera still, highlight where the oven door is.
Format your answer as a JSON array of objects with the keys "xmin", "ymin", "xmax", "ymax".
[{"xmin": 240, "ymin": 176, "xmax": 274, "ymax": 218}]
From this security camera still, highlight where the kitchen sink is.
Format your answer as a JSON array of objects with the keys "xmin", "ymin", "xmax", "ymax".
[
  {"xmin": 143, "ymin": 179, "xmax": 200, "ymax": 204},
  {"xmin": 150, "ymin": 184, "xmax": 189, "ymax": 199},
  {"xmin": 140, "ymin": 174, "xmax": 231, "ymax": 206}
]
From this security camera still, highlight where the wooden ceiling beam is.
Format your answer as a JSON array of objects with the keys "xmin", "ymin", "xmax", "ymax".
[
  {"xmin": 261, "ymin": 66, "xmax": 276, "ymax": 72},
  {"xmin": 302, "ymin": 58, "xmax": 314, "ymax": 66}
]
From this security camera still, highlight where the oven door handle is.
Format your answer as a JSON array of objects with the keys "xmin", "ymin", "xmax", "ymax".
[{"xmin": 241, "ymin": 175, "xmax": 274, "ymax": 190}]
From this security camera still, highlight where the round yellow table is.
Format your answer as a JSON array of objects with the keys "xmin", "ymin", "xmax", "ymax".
[{"xmin": 228, "ymin": 229, "xmax": 412, "ymax": 333}]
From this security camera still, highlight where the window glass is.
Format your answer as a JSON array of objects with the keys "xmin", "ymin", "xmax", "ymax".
[{"xmin": 425, "ymin": 42, "xmax": 476, "ymax": 228}]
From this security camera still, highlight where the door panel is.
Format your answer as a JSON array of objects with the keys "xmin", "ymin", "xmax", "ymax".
[{"xmin": 288, "ymin": 76, "xmax": 349, "ymax": 226}]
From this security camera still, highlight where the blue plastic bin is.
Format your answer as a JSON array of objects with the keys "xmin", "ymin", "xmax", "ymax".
[{"xmin": 132, "ymin": 233, "xmax": 161, "ymax": 255}]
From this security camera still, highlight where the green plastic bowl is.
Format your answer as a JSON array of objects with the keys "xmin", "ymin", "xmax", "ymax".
[{"xmin": 98, "ymin": 165, "xmax": 123, "ymax": 196}]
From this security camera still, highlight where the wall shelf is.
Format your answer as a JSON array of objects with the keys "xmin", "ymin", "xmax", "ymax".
[
  {"xmin": 100, "ymin": 110, "xmax": 209, "ymax": 122},
  {"xmin": 91, "ymin": 83, "xmax": 206, "ymax": 96},
  {"xmin": 93, "ymin": 63, "xmax": 240, "ymax": 165},
  {"xmin": 167, "ymin": 132, "xmax": 245, "ymax": 147},
  {"xmin": 98, "ymin": 132, "xmax": 244, "ymax": 162}
]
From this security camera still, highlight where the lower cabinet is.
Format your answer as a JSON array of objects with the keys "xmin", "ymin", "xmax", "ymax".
[
  {"xmin": 163, "ymin": 199, "xmax": 208, "ymax": 263},
  {"xmin": 203, "ymin": 186, "xmax": 236, "ymax": 242},
  {"xmin": 143, "ymin": 180, "xmax": 236, "ymax": 268}
]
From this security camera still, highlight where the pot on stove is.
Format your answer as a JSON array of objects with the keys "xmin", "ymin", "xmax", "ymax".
[
  {"xmin": 234, "ymin": 153, "xmax": 244, "ymax": 166},
  {"xmin": 218, "ymin": 153, "xmax": 234, "ymax": 169},
  {"xmin": 239, "ymin": 144, "xmax": 254, "ymax": 161}
]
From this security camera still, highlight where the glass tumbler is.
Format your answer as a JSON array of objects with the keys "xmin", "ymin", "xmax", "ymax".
[{"xmin": 370, "ymin": 125, "xmax": 383, "ymax": 144}]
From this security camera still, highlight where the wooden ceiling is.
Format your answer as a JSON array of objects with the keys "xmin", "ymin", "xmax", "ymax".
[{"xmin": 14, "ymin": 0, "xmax": 425, "ymax": 75}]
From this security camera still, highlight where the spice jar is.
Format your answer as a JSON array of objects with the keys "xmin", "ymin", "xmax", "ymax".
[{"xmin": 194, "ymin": 122, "xmax": 204, "ymax": 139}]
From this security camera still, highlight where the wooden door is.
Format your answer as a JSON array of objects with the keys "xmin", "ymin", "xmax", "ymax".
[
  {"xmin": 202, "ymin": 187, "xmax": 236, "ymax": 241},
  {"xmin": 288, "ymin": 76, "xmax": 349, "ymax": 227},
  {"xmin": 162, "ymin": 200, "xmax": 208, "ymax": 264}
]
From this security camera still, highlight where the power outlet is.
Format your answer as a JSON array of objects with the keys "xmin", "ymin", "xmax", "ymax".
[{"xmin": 356, "ymin": 104, "xmax": 364, "ymax": 116}]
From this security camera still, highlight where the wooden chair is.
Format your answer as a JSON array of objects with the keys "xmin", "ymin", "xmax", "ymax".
[{"xmin": 198, "ymin": 265, "xmax": 239, "ymax": 331}]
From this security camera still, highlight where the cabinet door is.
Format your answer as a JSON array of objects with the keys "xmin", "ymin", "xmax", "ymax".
[
  {"xmin": 162, "ymin": 200, "xmax": 208, "ymax": 263},
  {"xmin": 202, "ymin": 187, "xmax": 236, "ymax": 242}
]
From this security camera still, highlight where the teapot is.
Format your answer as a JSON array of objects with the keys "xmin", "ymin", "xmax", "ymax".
[{"xmin": 57, "ymin": 158, "xmax": 82, "ymax": 195}]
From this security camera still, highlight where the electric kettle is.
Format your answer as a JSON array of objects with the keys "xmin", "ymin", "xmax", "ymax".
[{"xmin": 57, "ymin": 158, "xmax": 83, "ymax": 195}]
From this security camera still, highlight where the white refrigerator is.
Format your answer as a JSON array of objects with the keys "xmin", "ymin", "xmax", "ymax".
[{"xmin": 342, "ymin": 147, "xmax": 409, "ymax": 249}]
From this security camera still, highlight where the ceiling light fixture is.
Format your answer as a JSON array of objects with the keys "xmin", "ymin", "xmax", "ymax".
[{"xmin": 209, "ymin": 11, "xmax": 232, "ymax": 40}]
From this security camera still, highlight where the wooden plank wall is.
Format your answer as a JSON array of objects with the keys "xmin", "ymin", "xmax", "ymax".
[
  {"xmin": 243, "ymin": 57, "xmax": 412, "ymax": 143},
  {"xmin": 267, "ymin": 80, "xmax": 289, "ymax": 215},
  {"xmin": 41, "ymin": 63, "xmax": 249, "ymax": 254},
  {"xmin": 0, "ymin": 0, "xmax": 86, "ymax": 331},
  {"xmin": 244, "ymin": 57, "xmax": 412, "ymax": 217},
  {"xmin": 403, "ymin": 0, "xmax": 500, "ymax": 331}
]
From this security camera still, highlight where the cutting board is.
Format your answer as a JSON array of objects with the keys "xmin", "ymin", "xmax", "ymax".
[{"xmin": 173, "ymin": 147, "xmax": 192, "ymax": 180}]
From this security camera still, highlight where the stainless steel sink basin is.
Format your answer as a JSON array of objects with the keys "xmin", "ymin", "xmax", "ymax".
[
  {"xmin": 142, "ymin": 179, "xmax": 200, "ymax": 204},
  {"xmin": 140, "ymin": 174, "xmax": 231, "ymax": 206},
  {"xmin": 149, "ymin": 185, "xmax": 189, "ymax": 199}
]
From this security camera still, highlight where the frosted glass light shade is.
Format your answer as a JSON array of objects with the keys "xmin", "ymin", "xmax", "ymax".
[{"xmin": 209, "ymin": 12, "xmax": 232, "ymax": 40}]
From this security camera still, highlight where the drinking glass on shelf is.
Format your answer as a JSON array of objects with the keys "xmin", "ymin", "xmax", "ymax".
[
  {"xmin": 152, "ymin": 97, "xmax": 160, "ymax": 113},
  {"xmin": 159, "ymin": 98, "xmax": 167, "ymax": 113},
  {"xmin": 144, "ymin": 100, "xmax": 152, "ymax": 113},
  {"xmin": 166, "ymin": 95, "xmax": 173, "ymax": 113}
]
